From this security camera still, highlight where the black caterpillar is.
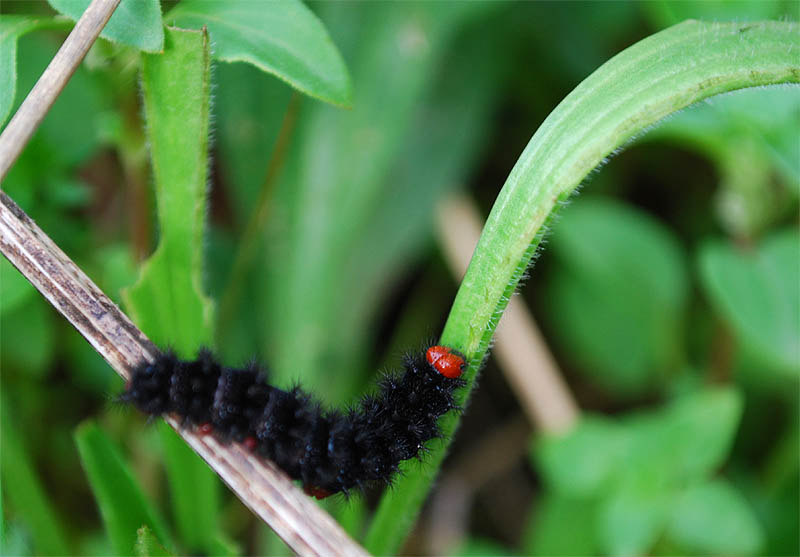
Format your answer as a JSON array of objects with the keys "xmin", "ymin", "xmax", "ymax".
[{"xmin": 121, "ymin": 345, "xmax": 466, "ymax": 498}]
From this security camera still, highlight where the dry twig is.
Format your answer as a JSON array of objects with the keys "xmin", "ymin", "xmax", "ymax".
[{"xmin": 0, "ymin": 191, "xmax": 368, "ymax": 556}]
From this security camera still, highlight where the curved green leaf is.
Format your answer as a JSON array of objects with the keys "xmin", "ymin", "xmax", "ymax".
[
  {"xmin": 47, "ymin": 0, "xmax": 163, "ymax": 52},
  {"xmin": 168, "ymin": 0, "xmax": 351, "ymax": 107},
  {"xmin": 366, "ymin": 20, "xmax": 800, "ymax": 554},
  {"xmin": 668, "ymin": 479, "xmax": 764, "ymax": 555}
]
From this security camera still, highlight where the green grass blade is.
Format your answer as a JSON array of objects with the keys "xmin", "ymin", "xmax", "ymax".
[
  {"xmin": 74, "ymin": 422, "xmax": 172, "ymax": 555},
  {"xmin": 122, "ymin": 27, "xmax": 223, "ymax": 555},
  {"xmin": 0, "ymin": 395, "xmax": 70, "ymax": 555},
  {"xmin": 365, "ymin": 20, "xmax": 800, "ymax": 554}
]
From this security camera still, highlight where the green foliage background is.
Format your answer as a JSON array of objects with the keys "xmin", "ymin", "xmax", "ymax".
[{"xmin": 1, "ymin": 1, "xmax": 798, "ymax": 556}]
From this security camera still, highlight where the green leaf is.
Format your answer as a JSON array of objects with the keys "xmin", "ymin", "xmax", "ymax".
[
  {"xmin": 123, "ymin": 26, "xmax": 214, "ymax": 355},
  {"xmin": 536, "ymin": 388, "xmax": 742, "ymax": 496},
  {"xmin": 0, "ymin": 297, "xmax": 55, "ymax": 378},
  {"xmin": 598, "ymin": 485, "xmax": 673, "ymax": 557},
  {"xmin": 654, "ymin": 387, "xmax": 743, "ymax": 483},
  {"xmin": 122, "ymin": 27, "xmax": 224, "ymax": 556},
  {"xmin": 644, "ymin": 87, "xmax": 800, "ymax": 236},
  {"xmin": 167, "ymin": 0, "xmax": 351, "ymax": 107},
  {"xmin": 0, "ymin": 15, "xmax": 71, "ymax": 126},
  {"xmin": 0, "ymin": 395, "xmax": 70, "ymax": 555},
  {"xmin": 523, "ymin": 494, "xmax": 598, "ymax": 556},
  {"xmin": 667, "ymin": 480, "xmax": 764, "ymax": 555},
  {"xmin": 544, "ymin": 197, "xmax": 688, "ymax": 396},
  {"xmin": 644, "ymin": 0, "xmax": 789, "ymax": 29},
  {"xmin": 212, "ymin": 61, "xmax": 292, "ymax": 223},
  {"xmin": 47, "ymin": 0, "xmax": 163, "ymax": 52},
  {"xmin": 536, "ymin": 417, "xmax": 625, "ymax": 497},
  {"xmin": 370, "ymin": 21, "xmax": 799, "ymax": 550},
  {"xmin": 74, "ymin": 422, "xmax": 172, "ymax": 555},
  {"xmin": 134, "ymin": 526, "xmax": 172, "ymax": 557},
  {"xmin": 699, "ymin": 230, "xmax": 800, "ymax": 376}
]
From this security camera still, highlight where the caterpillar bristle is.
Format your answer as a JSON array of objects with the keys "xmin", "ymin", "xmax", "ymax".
[{"xmin": 123, "ymin": 344, "xmax": 466, "ymax": 497}]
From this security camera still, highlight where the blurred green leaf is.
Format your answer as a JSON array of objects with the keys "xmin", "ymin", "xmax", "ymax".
[
  {"xmin": 134, "ymin": 526, "xmax": 172, "ymax": 557},
  {"xmin": 212, "ymin": 61, "xmax": 292, "ymax": 223},
  {"xmin": 699, "ymin": 230, "xmax": 800, "ymax": 376},
  {"xmin": 168, "ymin": 0, "xmax": 351, "ymax": 107},
  {"xmin": 536, "ymin": 417, "xmax": 625, "ymax": 497},
  {"xmin": 0, "ymin": 15, "xmax": 70, "ymax": 126},
  {"xmin": 523, "ymin": 495, "xmax": 597, "ymax": 556},
  {"xmin": 654, "ymin": 387, "xmax": 743, "ymax": 483},
  {"xmin": 0, "ymin": 519, "xmax": 33, "ymax": 556},
  {"xmin": 650, "ymin": 86, "xmax": 800, "ymax": 187},
  {"xmin": 667, "ymin": 479, "xmax": 764, "ymax": 555},
  {"xmin": 337, "ymin": 25, "xmax": 502, "ymax": 371},
  {"xmin": 598, "ymin": 485, "xmax": 672, "ymax": 557},
  {"xmin": 0, "ymin": 396, "xmax": 70, "ymax": 555},
  {"xmin": 65, "ymin": 323, "xmax": 122, "ymax": 394},
  {"xmin": 0, "ymin": 297, "xmax": 54, "ymax": 377},
  {"xmin": 532, "ymin": 389, "xmax": 743, "ymax": 556},
  {"xmin": 544, "ymin": 197, "xmax": 688, "ymax": 396},
  {"xmin": 90, "ymin": 244, "xmax": 138, "ymax": 305},
  {"xmin": 536, "ymin": 388, "xmax": 742, "ymax": 494},
  {"xmin": 74, "ymin": 421, "xmax": 172, "ymax": 555},
  {"xmin": 452, "ymin": 537, "xmax": 515, "ymax": 556},
  {"xmin": 47, "ymin": 0, "xmax": 163, "ymax": 52},
  {"xmin": 0, "ymin": 257, "xmax": 35, "ymax": 316},
  {"xmin": 643, "ymin": 0, "xmax": 791, "ymax": 28},
  {"xmin": 124, "ymin": 26, "xmax": 214, "ymax": 354},
  {"xmin": 645, "ymin": 87, "xmax": 800, "ymax": 236}
]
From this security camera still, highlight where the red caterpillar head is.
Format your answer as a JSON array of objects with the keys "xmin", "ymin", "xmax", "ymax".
[{"xmin": 426, "ymin": 345, "xmax": 466, "ymax": 379}]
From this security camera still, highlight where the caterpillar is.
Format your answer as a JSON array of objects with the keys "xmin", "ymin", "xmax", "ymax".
[{"xmin": 121, "ymin": 344, "xmax": 466, "ymax": 498}]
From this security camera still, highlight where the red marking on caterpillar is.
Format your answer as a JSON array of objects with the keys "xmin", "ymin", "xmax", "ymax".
[
  {"xmin": 121, "ymin": 344, "xmax": 464, "ymax": 497},
  {"xmin": 304, "ymin": 485, "xmax": 333, "ymax": 500},
  {"xmin": 426, "ymin": 345, "xmax": 466, "ymax": 378},
  {"xmin": 243, "ymin": 436, "xmax": 258, "ymax": 451}
]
